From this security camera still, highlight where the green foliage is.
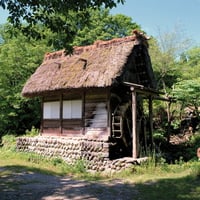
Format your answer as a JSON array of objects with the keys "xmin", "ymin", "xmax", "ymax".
[
  {"xmin": 73, "ymin": 159, "xmax": 87, "ymax": 174},
  {"xmin": 179, "ymin": 47, "xmax": 200, "ymax": 80},
  {"xmin": 72, "ymin": 8, "xmax": 140, "ymax": 46},
  {"xmin": 149, "ymin": 28, "xmax": 190, "ymax": 91},
  {"xmin": 190, "ymin": 133, "xmax": 200, "ymax": 145},
  {"xmin": 0, "ymin": 0, "xmax": 125, "ymax": 50},
  {"xmin": 185, "ymin": 133, "xmax": 200, "ymax": 160},
  {"xmin": 172, "ymin": 78, "xmax": 200, "ymax": 114},
  {"xmin": 25, "ymin": 126, "xmax": 40, "ymax": 137},
  {"xmin": 0, "ymin": 134, "xmax": 16, "ymax": 151},
  {"xmin": 150, "ymin": 30, "xmax": 200, "ymax": 143},
  {"xmin": 189, "ymin": 161, "xmax": 200, "ymax": 177},
  {"xmin": 153, "ymin": 130, "xmax": 167, "ymax": 144},
  {"xmin": 0, "ymin": 24, "xmax": 52, "ymax": 136}
]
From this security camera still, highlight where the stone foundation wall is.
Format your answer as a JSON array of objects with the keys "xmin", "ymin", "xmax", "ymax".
[{"xmin": 17, "ymin": 136, "xmax": 146, "ymax": 172}]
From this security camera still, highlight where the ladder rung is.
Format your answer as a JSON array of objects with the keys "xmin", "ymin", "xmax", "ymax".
[
  {"xmin": 113, "ymin": 130, "xmax": 121, "ymax": 132},
  {"xmin": 113, "ymin": 122, "xmax": 121, "ymax": 125}
]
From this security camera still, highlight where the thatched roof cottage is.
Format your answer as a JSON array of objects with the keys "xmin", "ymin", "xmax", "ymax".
[{"xmin": 22, "ymin": 31, "xmax": 158, "ymax": 159}]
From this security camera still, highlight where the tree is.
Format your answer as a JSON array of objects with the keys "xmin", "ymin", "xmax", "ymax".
[
  {"xmin": 172, "ymin": 78, "xmax": 200, "ymax": 133},
  {"xmin": 149, "ymin": 27, "xmax": 191, "ymax": 141},
  {"xmin": 179, "ymin": 46, "xmax": 200, "ymax": 80},
  {"xmin": 72, "ymin": 8, "xmax": 140, "ymax": 46},
  {"xmin": 149, "ymin": 27, "xmax": 191, "ymax": 91},
  {"xmin": 0, "ymin": 0, "xmax": 125, "ymax": 50},
  {"xmin": 172, "ymin": 46, "xmax": 200, "ymax": 119},
  {"xmin": 0, "ymin": 24, "xmax": 52, "ymax": 136},
  {"xmin": 172, "ymin": 78, "xmax": 200, "ymax": 114}
]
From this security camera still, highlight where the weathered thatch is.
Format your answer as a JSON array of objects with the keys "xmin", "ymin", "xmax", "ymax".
[{"xmin": 22, "ymin": 35, "xmax": 150, "ymax": 97}]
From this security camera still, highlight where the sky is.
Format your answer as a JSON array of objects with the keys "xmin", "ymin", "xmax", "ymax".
[
  {"xmin": 0, "ymin": 0, "xmax": 200, "ymax": 46},
  {"xmin": 111, "ymin": 0, "xmax": 200, "ymax": 46}
]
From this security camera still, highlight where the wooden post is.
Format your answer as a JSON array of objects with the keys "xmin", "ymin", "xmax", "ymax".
[
  {"xmin": 59, "ymin": 94, "xmax": 63, "ymax": 135},
  {"xmin": 82, "ymin": 91, "xmax": 86, "ymax": 135},
  {"xmin": 40, "ymin": 97, "xmax": 44, "ymax": 135},
  {"xmin": 107, "ymin": 88, "xmax": 111, "ymax": 136},
  {"xmin": 143, "ymin": 118, "xmax": 147, "ymax": 153},
  {"xmin": 131, "ymin": 87, "xmax": 138, "ymax": 159},
  {"xmin": 148, "ymin": 96, "xmax": 153, "ymax": 149}
]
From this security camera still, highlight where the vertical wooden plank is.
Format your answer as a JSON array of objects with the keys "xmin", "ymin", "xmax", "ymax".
[
  {"xmin": 82, "ymin": 90, "xmax": 85, "ymax": 135},
  {"xmin": 60, "ymin": 94, "xmax": 63, "ymax": 135},
  {"xmin": 131, "ymin": 87, "xmax": 138, "ymax": 159},
  {"xmin": 40, "ymin": 97, "xmax": 44, "ymax": 135},
  {"xmin": 149, "ymin": 95, "xmax": 153, "ymax": 149},
  {"xmin": 106, "ymin": 88, "xmax": 111, "ymax": 135},
  {"xmin": 143, "ymin": 118, "xmax": 147, "ymax": 154},
  {"xmin": 141, "ymin": 97, "xmax": 147, "ymax": 153}
]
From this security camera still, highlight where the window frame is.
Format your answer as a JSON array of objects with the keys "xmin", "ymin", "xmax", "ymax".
[
  {"xmin": 43, "ymin": 101, "xmax": 60, "ymax": 119},
  {"xmin": 63, "ymin": 99, "xmax": 82, "ymax": 119}
]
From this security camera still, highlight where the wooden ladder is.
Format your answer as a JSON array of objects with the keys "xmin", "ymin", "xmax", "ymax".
[{"xmin": 112, "ymin": 114, "xmax": 123, "ymax": 138}]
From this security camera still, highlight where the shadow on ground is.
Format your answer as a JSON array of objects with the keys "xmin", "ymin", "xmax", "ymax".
[
  {"xmin": 0, "ymin": 165, "xmax": 138, "ymax": 200},
  {"xmin": 1, "ymin": 165, "xmax": 200, "ymax": 200}
]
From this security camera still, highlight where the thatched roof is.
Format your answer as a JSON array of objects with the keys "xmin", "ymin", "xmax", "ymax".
[{"xmin": 22, "ymin": 33, "xmax": 154, "ymax": 97}]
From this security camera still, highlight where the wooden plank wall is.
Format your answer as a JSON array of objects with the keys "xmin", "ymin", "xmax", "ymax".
[
  {"xmin": 41, "ymin": 88, "xmax": 110, "ymax": 137},
  {"xmin": 84, "ymin": 89, "xmax": 108, "ymax": 128}
]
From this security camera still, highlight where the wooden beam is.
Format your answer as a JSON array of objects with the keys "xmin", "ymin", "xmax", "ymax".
[
  {"xmin": 123, "ymin": 81, "xmax": 164, "ymax": 95},
  {"xmin": 152, "ymin": 95, "xmax": 176, "ymax": 102},
  {"xmin": 131, "ymin": 87, "xmax": 138, "ymax": 159},
  {"xmin": 148, "ymin": 96, "xmax": 153, "ymax": 149},
  {"xmin": 124, "ymin": 82, "xmax": 144, "ymax": 90}
]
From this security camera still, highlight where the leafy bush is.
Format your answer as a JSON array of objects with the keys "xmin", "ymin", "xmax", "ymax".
[
  {"xmin": 73, "ymin": 159, "xmax": 87, "ymax": 173},
  {"xmin": 25, "ymin": 126, "xmax": 40, "ymax": 137},
  {"xmin": 189, "ymin": 161, "xmax": 200, "ymax": 177},
  {"xmin": 0, "ymin": 134, "xmax": 16, "ymax": 151},
  {"xmin": 185, "ymin": 133, "xmax": 200, "ymax": 160},
  {"xmin": 153, "ymin": 130, "xmax": 167, "ymax": 145}
]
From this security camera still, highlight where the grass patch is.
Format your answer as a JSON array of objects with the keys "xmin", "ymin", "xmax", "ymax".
[
  {"xmin": 134, "ymin": 175, "xmax": 200, "ymax": 200},
  {"xmin": 0, "ymin": 135, "xmax": 102, "ymax": 180},
  {"xmin": 0, "ymin": 134, "xmax": 200, "ymax": 200},
  {"xmin": 112, "ymin": 161, "xmax": 200, "ymax": 200}
]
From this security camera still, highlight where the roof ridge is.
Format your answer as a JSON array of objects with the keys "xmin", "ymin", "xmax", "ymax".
[
  {"xmin": 44, "ymin": 35, "xmax": 136, "ymax": 61},
  {"xmin": 43, "ymin": 30, "xmax": 150, "ymax": 61}
]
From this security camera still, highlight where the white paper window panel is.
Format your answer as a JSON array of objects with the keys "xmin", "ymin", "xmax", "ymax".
[
  {"xmin": 43, "ymin": 101, "xmax": 60, "ymax": 119},
  {"xmin": 63, "ymin": 100, "xmax": 82, "ymax": 119}
]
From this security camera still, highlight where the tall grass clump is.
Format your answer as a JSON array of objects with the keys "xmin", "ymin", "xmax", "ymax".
[
  {"xmin": 0, "ymin": 134, "xmax": 17, "ymax": 151},
  {"xmin": 188, "ymin": 161, "xmax": 200, "ymax": 177},
  {"xmin": 25, "ymin": 126, "xmax": 40, "ymax": 137}
]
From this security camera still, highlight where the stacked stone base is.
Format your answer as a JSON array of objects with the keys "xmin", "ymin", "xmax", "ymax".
[{"xmin": 17, "ymin": 136, "xmax": 147, "ymax": 172}]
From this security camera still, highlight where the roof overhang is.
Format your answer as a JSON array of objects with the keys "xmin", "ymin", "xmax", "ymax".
[{"xmin": 123, "ymin": 82, "xmax": 176, "ymax": 102}]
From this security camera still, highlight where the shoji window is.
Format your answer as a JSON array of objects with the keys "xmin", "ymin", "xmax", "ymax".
[
  {"xmin": 43, "ymin": 101, "xmax": 60, "ymax": 119},
  {"xmin": 63, "ymin": 100, "xmax": 82, "ymax": 119}
]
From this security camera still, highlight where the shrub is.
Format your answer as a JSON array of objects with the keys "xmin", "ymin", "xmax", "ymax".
[{"xmin": 25, "ymin": 126, "xmax": 40, "ymax": 137}]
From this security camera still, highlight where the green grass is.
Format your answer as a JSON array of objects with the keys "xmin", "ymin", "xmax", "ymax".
[
  {"xmin": 113, "ymin": 161, "xmax": 200, "ymax": 200},
  {"xmin": 135, "ymin": 176, "xmax": 200, "ymax": 200},
  {"xmin": 0, "ymin": 135, "xmax": 102, "ymax": 180},
  {"xmin": 0, "ymin": 134, "xmax": 200, "ymax": 199}
]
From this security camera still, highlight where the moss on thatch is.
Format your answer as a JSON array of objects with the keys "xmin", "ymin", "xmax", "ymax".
[{"xmin": 22, "ymin": 35, "xmax": 151, "ymax": 97}]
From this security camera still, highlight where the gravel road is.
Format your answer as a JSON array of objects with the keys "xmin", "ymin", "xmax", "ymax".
[{"xmin": 0, "ymin": 167, "xmax": 139, "ymax": 200}]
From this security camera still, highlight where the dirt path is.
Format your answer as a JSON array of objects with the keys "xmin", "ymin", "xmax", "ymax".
[{"xmin": 0, "ymin": 167, "xmax": 139, "ymax": 200}]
